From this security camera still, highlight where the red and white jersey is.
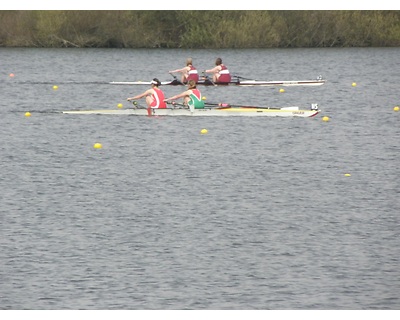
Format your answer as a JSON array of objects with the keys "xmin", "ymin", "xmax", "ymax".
[
  {"xmin": 150, "ymin": 87, "xmax": 166, "ymax": 108},
  {"xmin": 218, "ymin": 64, "xmax": 231, "ymax": 83},
  {"xmin": 187, "ymin": 65, "xmax": 199, "ymax": 82}
]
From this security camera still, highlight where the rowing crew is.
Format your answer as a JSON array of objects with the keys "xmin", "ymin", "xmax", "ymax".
[
  {"xmin": 126, "ymin": 57, "xmax": 230, "ymax": 110},
  {"xmin": 127, "ymin": 78, "xmax": 205, "ymax": 111},
  {"xmin": 169, "ymin": 57, "xmax": 231, "ymax": 84}
]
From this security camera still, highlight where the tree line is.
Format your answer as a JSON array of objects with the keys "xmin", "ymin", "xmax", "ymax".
[{"xmin": 1, "ymin": 11, "xmax": 400, "ymax": 48}]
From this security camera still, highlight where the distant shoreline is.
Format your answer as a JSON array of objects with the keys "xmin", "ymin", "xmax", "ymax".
[{"xmin": 1, "ymin": 11, "xmax": 400, "ymax": 48}]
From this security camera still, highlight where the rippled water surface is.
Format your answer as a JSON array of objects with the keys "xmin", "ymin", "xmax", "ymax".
[{"xmin": 0, "ymin": 48, "xmax": 399, "ymax": 309}]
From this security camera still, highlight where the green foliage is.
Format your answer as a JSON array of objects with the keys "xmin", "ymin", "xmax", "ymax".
[{"xmin": 0, "ymin": 11, "xmax": 400, "ymax": 48}]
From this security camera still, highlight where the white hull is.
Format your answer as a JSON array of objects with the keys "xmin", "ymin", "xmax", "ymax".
[
  {"xmin": 109, "ymin": 79, "xmax": 326, "ymax": 87},
  {"xmin": 63, "ymin": 106, "xmax": 320, "ymax": 118},
  {"xmin": 109, "ymin": 76, "xmax": 326, "ymax": 87}
]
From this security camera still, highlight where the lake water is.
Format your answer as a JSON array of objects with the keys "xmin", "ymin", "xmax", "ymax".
[{"xmin": 0, "ymin": 47, "xmax": 399, "ymax": 310}]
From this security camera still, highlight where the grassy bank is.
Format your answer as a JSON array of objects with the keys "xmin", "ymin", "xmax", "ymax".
[{"xmin": 1, "ymin": 11, "xmax": 400, "ymax": 48}]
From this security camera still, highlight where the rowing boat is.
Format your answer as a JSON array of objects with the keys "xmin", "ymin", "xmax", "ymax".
[
  {"xmin": 109, "ymin": 75, "xmax": 326, "ymax": 87},
  {"xmin": 63, "ymin": 104, "xmax": 320, "ymax": 117}
]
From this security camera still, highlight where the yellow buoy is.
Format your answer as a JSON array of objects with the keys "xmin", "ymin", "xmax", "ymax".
[
  {"xmin": 352, "ymin": 82, "xmax": 357, "ymax": 87},
  {"xmin": 202, "ymin": 96, "xmax": 207, "ymax": 100},
  {"xmin": 117, "ymin": 103, "xmax": 123, "ymax": 108},
  {"xmin": 25, "ymin": 112, "xmax": 31, "ymax": 117},
  {"xmin": 394, "ymin": 106, "xmax": 399, "ymax": 112},
  {"xmin": 53, "ymin": 85, "xmax": 58, "ymax": 90},
  {"xmin": 93, "ymin": 143, "xmax": 102, "ymax": 149},
  {"xmin": 200, "ymin": 129, "xmax": 208, "ymax": 134},
  {"xmin": 279, "ymin": 88, "xmax": 285, "ymax": 93},
  {"xmin": 344, "ymin": 173, "xmax": 351, "ymax": 177},
  {"xmin": 322, "ymin": 116, "xmax": 330, "ymax": 122}
]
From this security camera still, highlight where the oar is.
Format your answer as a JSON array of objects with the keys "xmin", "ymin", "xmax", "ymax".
[
  {"xmin": 165, "ymin": 101, "xmax": 187, "ymax": 108},
  {"xmin": 127, "ymin": 100, "xmax": 153, "ymax": 115},
  {"xmin": 128, "ymin": 100, "xmax": 147, "ymax": 109},
  {"xmin": 204, "ymin": 102, "xmax": 284, "ymax": 110},
  {"xmin": 203, "ymin": 102, "xmax": 231, "ymax": 108},
  {"xmin": 231, "ymin": 74, "xmax": 256, "ymax": 81},
  {"xmin": 201, "ymin": 72, "xmax": 217, "ymax": 86},
  {"xmin": 168, "ymin": 73, "xmax": 184, "ymax": 85}
]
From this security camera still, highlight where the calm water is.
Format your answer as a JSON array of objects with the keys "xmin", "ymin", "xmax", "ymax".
[{"xmin": 0, "ymin": 48, "xmax": 399, "ymax": 310}]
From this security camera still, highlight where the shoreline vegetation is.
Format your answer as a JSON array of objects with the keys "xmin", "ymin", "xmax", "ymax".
[{"xmin": 1, "ymin": 11, "xmax": 400, "ymax": 48}]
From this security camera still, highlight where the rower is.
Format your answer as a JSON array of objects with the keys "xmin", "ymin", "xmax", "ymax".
[
  {"xmin": 168, "ymin": 58, "xmax": 199, "ymax": 84},
  {"xmin": 127, "ymin": 78, "xmax": 167, "ymax": 109},
  {"xmin": 164, "ymin": 79, "xmax": 205, "ymax": 112},
  {"xmin": 204, "ymin": 57, "xmax": 231, "ymax": 83}
]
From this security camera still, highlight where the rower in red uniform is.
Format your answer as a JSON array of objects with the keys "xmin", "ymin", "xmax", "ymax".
[
  {"xmin": 169, "ymin": 58, "xmax": 199, "ymax": 83},
  {"xmin": 127, "ymin": 78, "xmax": 166, "ymax": 108},
  {"xmin": 205, "ymin": 57, "xmax": 232, "ymax": 83}
]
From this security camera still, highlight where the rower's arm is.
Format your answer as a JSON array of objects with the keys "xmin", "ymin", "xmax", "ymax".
[
  {"xmin": 169, "ymin": 67, "xmax": 185, "ymax": 73},
  {"xmin": 165, "ymin": 90, "xmax": 190, "ymax": 101},
  {"xmin": 205, "ymin": 66, "xmax": 219, "ymax": 73},
  {"xmin": 127, "ymin": 89, "xmax": 151, "ymax": 101}
]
